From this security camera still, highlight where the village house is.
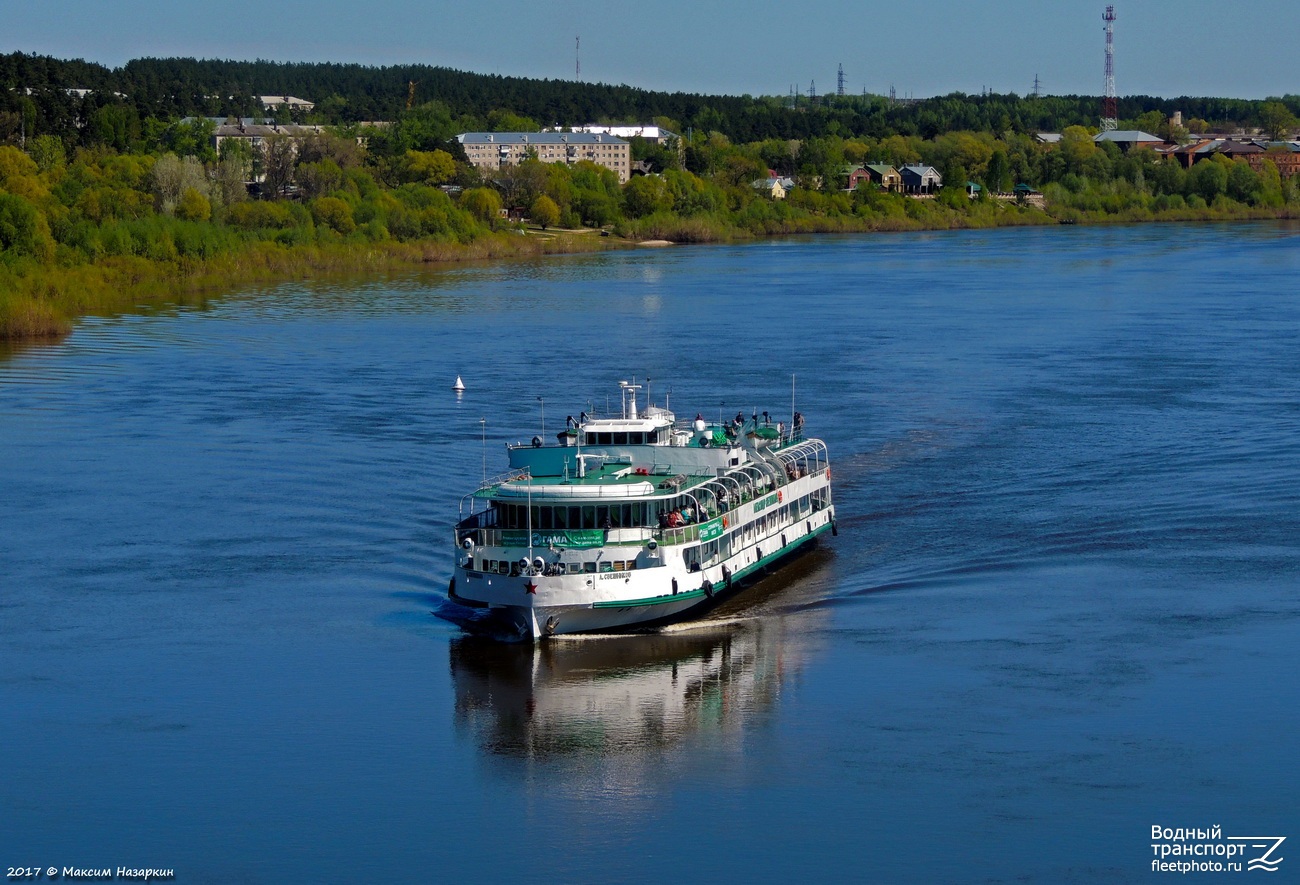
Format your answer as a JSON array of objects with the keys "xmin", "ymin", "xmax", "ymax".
[
  {"xmin": 752, "ymin": 177, "xmax": 787, "ymax": 199},
  {"xmin": 839, "ymin": 165, "xmax": 872, "ymax": 190},
  {"xmin": 864, "ymin": 163, "xmax": 903, "ymax": 192},
  {"xmin": 456, "ymin": 132, "xmax": 632, "ymax": 184},
  {"xmin": 900, "ymin": 164, "xmax": 942, "ymax": 194},
  {"xmin": 1092, "ymin": 130, "xmax": 1163, "ymax": 152}
]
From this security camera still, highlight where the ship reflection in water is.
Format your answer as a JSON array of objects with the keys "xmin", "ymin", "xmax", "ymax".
[{"xmin": 449, "ymin": 594, "xmax": 826, "ymax": 763}]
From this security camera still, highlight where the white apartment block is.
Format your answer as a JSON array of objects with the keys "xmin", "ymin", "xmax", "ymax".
[{"xmin": 456, "ymin": 132, "xmax": 632, "ymax": 184}]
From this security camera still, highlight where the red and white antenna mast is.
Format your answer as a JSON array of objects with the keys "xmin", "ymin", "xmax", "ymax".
[{"xmin": 1101, "ymin": 5, "xmax": 1117, "ymax": 131}]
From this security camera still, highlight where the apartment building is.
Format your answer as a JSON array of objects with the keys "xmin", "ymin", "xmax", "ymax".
[{"xmin": 456, "ymin": 132, "xmax": 632, "ymax": 184}]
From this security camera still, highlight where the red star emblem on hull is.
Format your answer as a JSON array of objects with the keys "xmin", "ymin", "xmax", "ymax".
[{"xmin": 524, "ymin": 581, "xmax": 538, "ymax": 595}]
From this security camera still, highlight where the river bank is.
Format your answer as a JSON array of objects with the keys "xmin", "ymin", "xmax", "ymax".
[
  {"xmin": 4, "ymin": 201, "xmax": 1298, "ymax": 344},
  {"xmin": 0, "ymin": 230, "xmax": 620, "ymax": 342}
]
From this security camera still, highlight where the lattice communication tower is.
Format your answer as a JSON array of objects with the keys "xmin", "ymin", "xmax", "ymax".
[
  {"xmin": 837, "ymin": 64, "xmax": 845, "ymax": 97},
  {"xmin": 1101, "ymin": 6, "xmax": 1117, "ymax": 131}
]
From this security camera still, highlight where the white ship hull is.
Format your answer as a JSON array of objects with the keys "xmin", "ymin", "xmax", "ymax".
[{"xmin": 451, "ymin": 509, "xmax": 834, "ymax": 638}]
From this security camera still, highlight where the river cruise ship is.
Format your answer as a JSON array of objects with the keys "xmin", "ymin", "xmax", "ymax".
[{"xmin": 446, "ymin": 381, "xmax": 835, "ymax": 639}]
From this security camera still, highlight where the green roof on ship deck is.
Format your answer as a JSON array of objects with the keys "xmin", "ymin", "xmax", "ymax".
[{"xmin": 474, "ymin": 461, "xmax": 713, "ymax": 498}]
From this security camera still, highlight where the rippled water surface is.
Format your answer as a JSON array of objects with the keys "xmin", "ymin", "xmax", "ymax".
[{"xmin": 3, "ymin": 223, "xmax": 1299, "ymax": 883}]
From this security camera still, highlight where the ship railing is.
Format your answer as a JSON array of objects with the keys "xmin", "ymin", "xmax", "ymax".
[
  {"xmin": 463, "ymin": 526, "xmax": 655, "ymax": 549},
  {"xmin": 773, "ymin": 437, "xmax": 829, "ymax": 481},
  {"xmin": 657, "ymin": 524, "xmax": 704, "ymax": 546},
  {"xmin": 474, "ymin": 468, "xmax": 530, "ymax": 495}
]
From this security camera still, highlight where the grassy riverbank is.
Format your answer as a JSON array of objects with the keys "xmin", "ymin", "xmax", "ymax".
[
  {"xmin": 0, "ymin": 230, "xmax": 621, "ymax": 341},
  {"xmin": 1, "ymin": 194, "xmax": 1053, "ymax": 341},
  {"xmin": 6, "ymin": 199, "xmax": 1300, "ymax": 343}
]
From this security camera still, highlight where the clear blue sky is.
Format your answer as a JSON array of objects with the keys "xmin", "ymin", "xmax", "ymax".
[{"xmin": 4, "ymin": 0, "xmax": 1296, "ymax": 100}]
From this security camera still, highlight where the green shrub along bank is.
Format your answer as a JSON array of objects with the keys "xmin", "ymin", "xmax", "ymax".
[{"xmin": 3, "ymin": 113, "xmax": 1299, "ymax": 340}]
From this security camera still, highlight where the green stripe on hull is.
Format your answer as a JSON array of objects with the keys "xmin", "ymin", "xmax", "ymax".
[
  {"xmin": 593, "ymin": 588, "xmax": 708, "ymax": 609},
  {"xmin": 590, "ymin": 523, "xmax": 830, "ymax": 609}
]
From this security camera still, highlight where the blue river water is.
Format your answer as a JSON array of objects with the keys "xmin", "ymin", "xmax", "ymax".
[{"xmin": 2, "ymin": 222, "xmax": 1299, "ymax": 883}]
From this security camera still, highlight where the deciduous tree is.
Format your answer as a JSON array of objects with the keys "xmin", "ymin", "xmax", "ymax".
[
  {"xmin": 1259, "ymin": 101, "xmax": 1297, "ymax": 141},
  {"xmin": 460, "ymin": 187, "xmax": 502, "ymax": 227},
  {"xmin": 622, "ymin": 175, "xmax": 672, "ymax": 218},
  {"xmin": 262, "ymin": 136, "xmax": 297, "ymax": 198},
  {"xmin": 150, "ymin": 153, "xmax": 208, "ymax": 215},
  {"xmin": 530, "ymin": 194, "xmax": 559, "ymax": 229},
  {"xmin": 403, "ymin": 149, "xmax": 456, "ymax": 186}
]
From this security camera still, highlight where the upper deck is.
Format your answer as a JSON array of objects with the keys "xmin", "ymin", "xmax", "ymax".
[{"xmin": 455, "ymin": 384, "xmax": 829, "ymax": 551}]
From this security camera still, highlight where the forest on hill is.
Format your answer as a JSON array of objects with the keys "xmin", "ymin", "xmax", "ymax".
[{"xmin": 3, "ymin": 52, "xmax": 1299, "ymax": 145}]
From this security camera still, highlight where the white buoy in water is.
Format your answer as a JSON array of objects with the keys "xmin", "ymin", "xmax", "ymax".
[{"xmin": 452, "ymin": 375, "xmax": 466, "ymax": 393}]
